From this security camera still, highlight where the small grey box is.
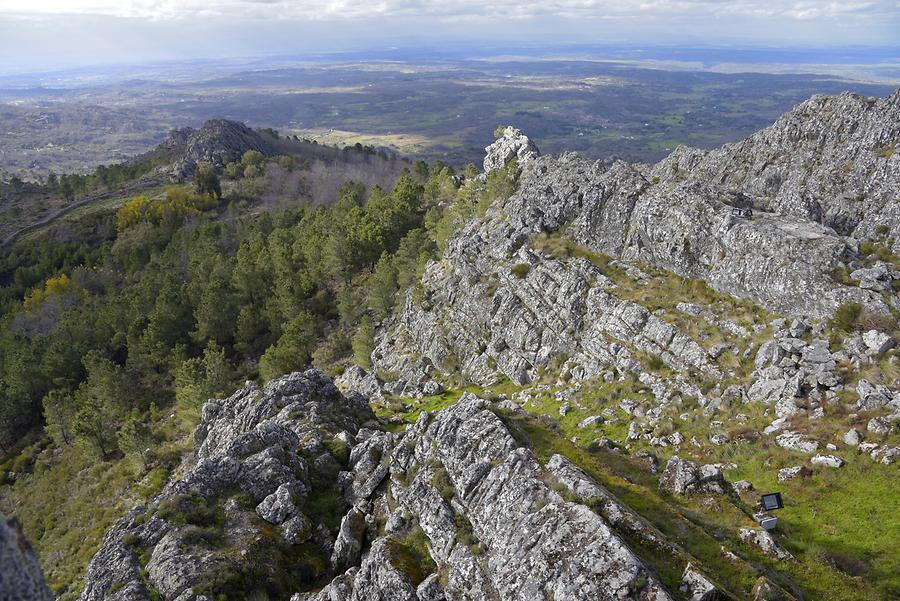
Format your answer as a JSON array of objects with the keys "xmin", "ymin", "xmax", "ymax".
[{"xmin": 759, "ymin": 516, "xmax": 778, "ymax": 530}]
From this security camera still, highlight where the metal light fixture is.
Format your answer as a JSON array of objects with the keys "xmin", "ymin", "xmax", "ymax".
[
  {"xmin": 757, "ymin": 492, "xmax": 784, "ymax": 530},
  {"xmin": 760, "ymin": 492, "xmax": 784, "ymax": 511}
]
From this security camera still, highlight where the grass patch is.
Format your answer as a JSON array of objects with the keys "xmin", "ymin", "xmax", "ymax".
[
  {"xmin": 491, "ymin": 399, "xmax": 890, "ymax": 600},
  {"xmin": 510, "ymin": 263, "xmax": 531, "ymax": 278},
  {"xmin": 386, "ymin": 525, "xmax": 436, "ymax": 586},
  {"xmin": 0, "ymin": 404, "xmax": 196, "ymax": 600}
]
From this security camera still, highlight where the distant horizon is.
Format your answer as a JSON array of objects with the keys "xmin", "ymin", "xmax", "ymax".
[
  {"xmin": 1, "ymin": 41, "xmax": 898, "ymax": 83},
  {"xmin": 1, "ymin": 0, "xmax": 899, "ymax": 75}
]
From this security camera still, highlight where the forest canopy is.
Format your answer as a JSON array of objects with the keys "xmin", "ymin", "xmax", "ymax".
[{"xmin": 0, "ymin": 156, "xmax": 522, "ymax": 461}]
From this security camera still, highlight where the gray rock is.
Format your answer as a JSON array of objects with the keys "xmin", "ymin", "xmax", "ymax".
[
  {"xmin": 680, "ymin": 562, "xmax": 723, "ymax": 601},
  {"xmin": 373, "ymin": 95, "xmax": 900, "ymax": 396},
  {"xmin": 0, "ymin": 515, "xmax": 53, "ymax": 601},
  {"xmin": 850, "ymin": 263, "xmax": 894, "ymax": 292},
  {"xmin": 873, "ymin": 446, "xmax": 900, "ymax": 465},
  {"xmin": 709, "ymin": 433, "xmax": 730, "ymax": 445},
  {"xmin": 256, "ymin": 483, "xmax": 298, "ymax": 524},
  {"xmin": 81, "ymin": 371, "xmax": 376, "ymax": 601},
  {"xmin": 862, "ymin": 330, "xmax": 895, "ymax": 355},
  {"xmin": 577, "ymin": 415, "xmax": 605, "ymax": 429},
  {"xmin": 330, "ymin": 507, "xmax": 368, "ymax": 572},
  {"xmin": 708, "ymin": 343, "xmax": 732, "ymax": 359},
  {"xmin": 168, "ymin": 119, "xmax": 276, "ymax": 179},
  {"xmin": 281, "ymin": 513, "xmax": 313, "ymax": 544},
  {"xmin": 748, "ymin": 378, "xmax": 799, "ymax": 405},
  {"xmin": 733, "ymin": 480, "xmax": 754, "ymax": 494},
  {"xmin": 387, "ymin": 394, "xmax": 674, "ymax": 600},
  {"xmin": 335, "ymin": 365, "xmax": 385, "ymax": 402},
  {"xmin": 739, "ymin": 528, "xmax": 794, "ymax": 561},
  {"xmin": 867, "ymin": 416, "xmax": 891, "ymax": 435},
  {"xmin": 546, "ymin": 454, "xmax": 677, "ymax": 556},
  {"xmin": 777, "ymin": 466, "xmax": 808, "ymax": 482},
  {"xmin": 811, "ymin": 454, "xmax": 845, "ymax": 468},
  {"xmin": 775, "ymin": 431, "xmax": 819, "ymax": 453},
  {"xmin": 415, "ymin": 573, "xmax": 446, "ymax": 601},
  {"xmin": 483, "ymin": 126, "xmax": 540, "ymax": 173},
  {"xmin": 857, "ymin": 379, "xmax": 893, "ymax": 410},
  {"xmin": 842, "ymin": 429, "xmax": 862, "ymax": 447},
  {"xmin": 659, "ymin": 456, "xmax": 730, "ymax": 496}
]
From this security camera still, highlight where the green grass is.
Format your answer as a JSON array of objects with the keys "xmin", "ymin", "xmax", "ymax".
[
  {"xmin": 510, "ymin": 263, "xmax": 531, "ymax": 278},
  {"xmin": 372, "ymin": 380, "xmax": 522, "ymax": 428},
  {"xmin": 488, "ymin": 404, "xmax": 892, "ymax": 600},
  {"xmin": 0, "ymin": 402, "xmax": 196, "ymax": 600},
  {"xmin": 723, "ymin": 445, "xmax": 900, "ymax": 599},
  {"xmin": 386, "ymin": 525, "xmax": 436, "ymax": 586}
]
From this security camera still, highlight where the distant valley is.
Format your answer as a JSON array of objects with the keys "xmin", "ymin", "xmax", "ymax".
[{"xmin": 1, "ymin": 53, "xmax": 897, "ymax": 181}]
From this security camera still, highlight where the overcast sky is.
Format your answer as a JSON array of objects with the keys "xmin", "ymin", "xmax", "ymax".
[{"xmin": 1, "ymin": 1, "xmax": 898, "ymax": 72}]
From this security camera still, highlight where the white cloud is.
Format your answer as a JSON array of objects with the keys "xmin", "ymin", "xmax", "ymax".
[{"xmin": 0, "ymin": 0, "xmax": 895, "ymax": 21}]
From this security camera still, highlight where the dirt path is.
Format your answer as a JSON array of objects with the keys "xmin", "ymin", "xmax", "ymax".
[{"xmin": 1, "ymin": 178, "xmax": 160, "ymax": 249}]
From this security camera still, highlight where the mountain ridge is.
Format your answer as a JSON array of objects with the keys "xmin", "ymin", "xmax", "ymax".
[{"xmin": 3, "ymin": 88, "xmax": 899, "ymax": 601}]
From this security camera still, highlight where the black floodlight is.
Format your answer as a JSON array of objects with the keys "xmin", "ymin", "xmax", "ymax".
[{"xmin": 760, "ymin": 492, "xmax": 784, "ymax": 511}]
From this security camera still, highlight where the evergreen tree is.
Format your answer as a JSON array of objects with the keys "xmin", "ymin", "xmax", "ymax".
[
  {"xmin": 118, "ymin": 409, "xmax": 154, "ymax": 468},
  {"xmin": 259, "ymin": 311, "xmax": 318, "ymax": 381},
  {"xmin": 42, "ymin": 389, "xmax": 76, "ymax": 445},
  {"xmin": 352, "ymin": 315, "xmax": 375, "ymax": 370},
  {"xmin": 369, "ymin": 253, "xmax": 398, "ymax": 320},
  {"xmin": 195, "ymin": 162, "xmax": 222, "ymax": 199},
  {"xmin": 73, "ymin": 352, "xmax": 125, "ymax": 457}
]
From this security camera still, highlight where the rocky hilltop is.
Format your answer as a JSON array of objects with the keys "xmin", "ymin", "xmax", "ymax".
[
  {"xmin": 153, "ymin": 119, "xmax": 277, "ymax": 179},
  {"xmin": 373, "ymin": 90, "xmax": 900, "ymax": 392},
  {"xmin": 69, "ymin": 90, "xmax": 900, "ymax": 601}
]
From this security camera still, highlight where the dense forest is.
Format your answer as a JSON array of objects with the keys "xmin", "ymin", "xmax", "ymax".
[{"xmin": 0, "ymin": 151, "xmax": 521, "ymax": 465}]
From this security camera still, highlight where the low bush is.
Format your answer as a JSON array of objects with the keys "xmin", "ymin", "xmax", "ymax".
[{"xmin": 511, "ymin": 263, "xmax": 531, "ymax": 279}]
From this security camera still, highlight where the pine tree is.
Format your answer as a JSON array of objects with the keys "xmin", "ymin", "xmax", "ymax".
[
  {"xmin": 118, "ymin": 409, "xmax": 154, "ymax": 468},
  {"xmin": 42, "ymin": 389, "xmax": 76, "ymax": 445},
  {"xmin": 195, "ymin": 162, "xmax": 222, "ymax": 199},
  {"xmin": 259, "ymin": 311, "xmax": 318, "ymax": 381},
  {"xmin": 352, "ymin": 315, "xmax": 375, "ymax": 370}
]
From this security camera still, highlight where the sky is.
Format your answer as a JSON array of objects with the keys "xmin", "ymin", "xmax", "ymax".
[{"xmin": 0, "ymin": 0, "xmax": 898, "ymax": 72}]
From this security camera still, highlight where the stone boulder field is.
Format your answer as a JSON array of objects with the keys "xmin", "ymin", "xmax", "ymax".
[{"xmin": 6, "ymin": 90, "xmax": 899, "ymax": 600}]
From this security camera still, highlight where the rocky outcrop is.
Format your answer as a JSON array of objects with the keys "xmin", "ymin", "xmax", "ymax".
[
  {"xmin": 306, "ymin": 394, "xmax": 673, "ymax": 601},
  {"xmin": 658, "ymin": 456, "xmax": 731, "ymax": 496},
  {"xmin": 0, "ymin": 514, "xmax": 54, "ymax": 601},
  {"xmin": 80, "ymin": 370, "xmax": 377, "ymax": 601},
  {"xmin": 79, "ymin": 374, "xmax": 678, "ymax": 601},
  {"xmin": 483, "ymin": 126, "xmax": 540, "ymax": 173},
  {"xmin": 374, "ymin": 91, "xmax": 900, "ymax": 396},
  {"xmin": 166, "ymin": 119, "xmax": 276, "ymax": 179},
  {"xmin": 666, "ymin": 91, "xmax": 900, "ymax": 247}
]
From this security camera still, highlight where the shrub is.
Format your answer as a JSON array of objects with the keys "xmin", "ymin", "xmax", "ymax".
[
  {"xmin": 875, "ymin": 144, "xmax": 896, "ymax": 159},
  {"xmin": 386, "ymin": 526, "xmax": 436, "ymax": 586},
  {"xmin": 831, "ymin": 302, "xmax": 862, "ymax": 332},
  {"xmin": 511, "ymin": 263, "xmax": 531, "ymax": 279},
  {"xmin": 156, "ymin": 493, "xmax": 221, "ymax": 527},
  {"xmin": 431, "ymin": 465, "xmax": 455, "ymax": 501},
  {"xmin": 324, "ymin": 437, "xmax": 351, "ymax": 467}
]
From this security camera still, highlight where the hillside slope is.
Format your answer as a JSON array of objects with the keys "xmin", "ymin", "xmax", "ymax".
[{"xmin": 26, "ymin": 89, "xmax": 900, "ymax": 601}]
